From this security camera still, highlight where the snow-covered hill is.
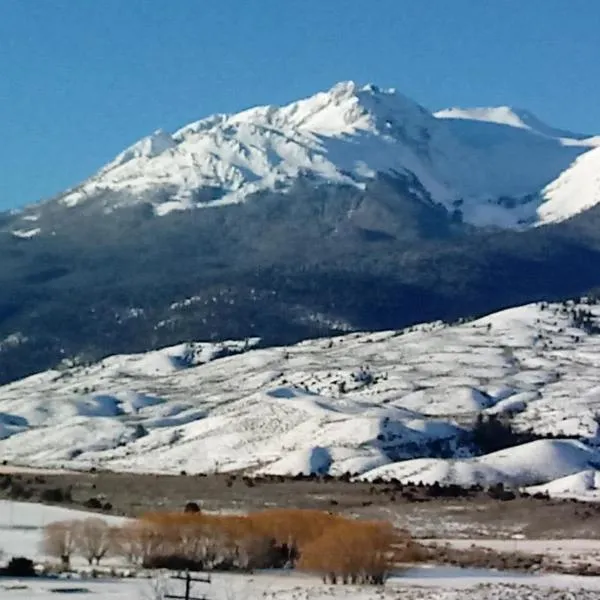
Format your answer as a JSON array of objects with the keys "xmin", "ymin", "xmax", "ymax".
[
  {"xmin": 525, "ymin": 469, "xmax": 600, "ymax": 501},
  {"xmin": 3, "ymin": 298, "xmax": 600, "ymax": 495},
  {"xmin": 361, "ymin": 439, "xmax": 600, "ymax": 488},
  {"xmin": 20, "ymin": 81, "xmax": 593, "ymax": 230}
]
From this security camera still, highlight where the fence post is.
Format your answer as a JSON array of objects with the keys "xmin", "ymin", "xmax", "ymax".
[{"xmin": 165, "ymin": 570, "xmax": 212, "ymax": 600}]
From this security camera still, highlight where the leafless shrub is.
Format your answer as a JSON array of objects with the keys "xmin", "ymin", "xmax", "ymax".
[{"xmin": 298, "ymin": 519, "xmax": 397, "ymax": 584}]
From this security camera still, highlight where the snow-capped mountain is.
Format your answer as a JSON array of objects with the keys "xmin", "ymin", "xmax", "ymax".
[
  {"xmin": 3, "ymin": 298, "xmax": 600, "ymax": 497},
  {"xmin": 43, "ymin": 82, "xmax": 595, "ymax": 228},
  {"xmin": 3, "ymin": 82, "xmax": 600, "ymax": 390}
]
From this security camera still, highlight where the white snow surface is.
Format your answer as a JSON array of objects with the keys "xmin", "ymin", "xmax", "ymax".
[
  {"xmin": 525, "ymin": 469, "xmax": 600, "ymax": 501},
  {"xmin": 361, "ymin": 439, "xmax": 600, "ymax": 487},
  {"xmin": 538, "ymin": 146, "xmax": 600, "ymax": 224},
  {"xmin": 53, "ymin": 81, "xmax": 598, "ymax": 228},
  {"xmin": 3, "ymin": 569, "xmax": 600, "ymax": 599},
  {"xmin": 11, "ymin": 227, "xmax": 41, "ymax": 239},
  {"xmin": 3, "ymin": 299, "xmax": 600, "ymax": 490},
  {"xmin": 435, "ymin": 106, "xmax": 590, "ymax": 140}
]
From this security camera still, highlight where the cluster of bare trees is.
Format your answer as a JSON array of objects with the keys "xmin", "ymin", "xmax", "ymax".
[
  {"xmin": 43, "ymin": 509, "xmax": 406, "ymax": 584},
  {"xmin": 42, "ymin": 518, "xmax": 114, "ymax": 569}
]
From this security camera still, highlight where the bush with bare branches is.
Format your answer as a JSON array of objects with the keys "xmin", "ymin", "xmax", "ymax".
[
  {"xmin": 247, "ymin": 508, "xmax": 341, "ymax": 567},
  {"xmin": 298, "ymin": 520, "xmax": 396, "ymax": 584},
  {"xmin": 89, "ymin": 508, "xmax": 414, "ymax": 584}
]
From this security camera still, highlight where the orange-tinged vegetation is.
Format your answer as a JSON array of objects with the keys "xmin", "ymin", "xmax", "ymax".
[{"xmin": 43, "ymin": 508, "xmax": 412, "ymax": 584}]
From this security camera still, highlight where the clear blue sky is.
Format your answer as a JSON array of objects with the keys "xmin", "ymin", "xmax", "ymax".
[{"xmin": 1, "ymin": 0, "xmax": 598, "ymax": 210}]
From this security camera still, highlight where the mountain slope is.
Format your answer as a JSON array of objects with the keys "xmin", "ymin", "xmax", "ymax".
[
  {"xmin": 2, "ymin": 298, "xmax": 600, "ymax": 488},
  {"xmin": 436, "ymin": 106, "xmax": 600, "ymax": 226},
  {"xmin": 5, "ymin": 175, "xmax": 600, "ymax": 385},
  {"xmin": 1, "ymin": 83, "xmax": 600, "ymax": 385},
  {"xmin": 538, "ymin": 146, "xmax": 600, "ymax": 224}
]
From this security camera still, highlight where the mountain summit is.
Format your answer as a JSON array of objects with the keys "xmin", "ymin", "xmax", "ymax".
[{"xmin": 45, "ymin": 81, "xmax": 595, "ymax": 227}]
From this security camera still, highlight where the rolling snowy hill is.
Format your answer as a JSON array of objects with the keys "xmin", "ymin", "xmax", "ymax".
[
  {"xmin": 361, "ymin": 439, "xmax": 600, "ymax": 488},
  {"xmin": 2, "ymin": 298, "xmax": 600, "ymax": 496}
]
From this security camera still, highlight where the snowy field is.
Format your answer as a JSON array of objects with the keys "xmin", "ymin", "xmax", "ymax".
[
  {"xmin": 0, "ymin": 500, "xmax": 125, "ymax": 562},
  {"xmin": 2, "ymin": 500, "xmax": 600, "ymax": 598},
  {"xmin": 2, "ymin": 570, "xmax": 600, "ymax": 599},
  {"xmin": 3, "ymin": 300, "xmax": 600, "ymax": 498}
]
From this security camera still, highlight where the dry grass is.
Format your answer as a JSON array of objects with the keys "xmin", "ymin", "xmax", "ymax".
[{"xmin": 7, "ymin": 469, "xmax": 600, "ymax": 541}]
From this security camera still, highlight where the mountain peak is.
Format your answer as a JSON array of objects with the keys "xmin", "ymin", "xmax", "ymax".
[
  {"xmin": 275, "ymin": 80, "xmax": 435, "ymax": 138},
  {"xmin": 327, "ymin": 80, "xmax": 394, "ymax": 98},
  {"xmin": 100, "ymin": 129, "xmax": 176, "ymax": 175},
  {"xmin": 328, "ymin": 79, "xmax": 360, "ymax": 97}
]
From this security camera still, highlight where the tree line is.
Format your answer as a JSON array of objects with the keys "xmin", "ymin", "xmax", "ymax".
[{"xmin": 42, "ymin": 508, "xmax": 410, "ymax": 585}]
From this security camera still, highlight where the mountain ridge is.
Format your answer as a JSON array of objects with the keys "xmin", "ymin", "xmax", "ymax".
[
  {"xmin": 434, "ymin": 105, "xmax": 593, "ymax": 141},
  {"xmin": 18, "ymin": 81, "xmax": 595, "ymax": 229}
]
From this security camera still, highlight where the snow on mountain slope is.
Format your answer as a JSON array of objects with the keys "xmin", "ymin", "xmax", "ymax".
[
  {"xmin": 48, "ymin": 82, "xmax": 593, "ymax": 228},
  {"xmin": 537, "ymin": 146, "xmax": 600, "ymax": 224},
  {"xmin": 2, "ymin": 299, "xmax": 600, "ymax": 487},
  {"xmin": 435, "ymin": 106, "xmax": 590, "ymax": 141},
  {"xmin": 436, "ymin": 107, "xmax": 600, "ymax": 226},
  {"xmin": 57, "ymin": 81, "xmax": 465, "ymax": 215},
  {"xmin": 360, "ymin": 440, "xmax": 600, "ymax": 487}
]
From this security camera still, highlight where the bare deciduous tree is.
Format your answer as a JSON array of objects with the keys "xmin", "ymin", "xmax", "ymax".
[
  {"xmin": 112, "ymin": 519, "xmax": 164, "ymax": 566},
  {"xmin": 74, "ymin": 517, "xmax": 112, "ymax": 565},
  {"xmin": 42, "ymin": 520, "xmax": 77, "ymax": 570}
]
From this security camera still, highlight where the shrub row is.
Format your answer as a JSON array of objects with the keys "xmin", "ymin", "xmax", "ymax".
[{"xmin": 44, "ymin": 509, "xmax": 409, "ymax": 584}]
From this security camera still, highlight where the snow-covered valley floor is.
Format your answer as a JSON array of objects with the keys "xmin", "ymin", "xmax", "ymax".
[
  {"xmin": 2, "ymin": 500, "xmax": 600, "ymax": 599},
  {"xmin": 3, "ymin": 299, "xmax": 600, "ymax": 499},
  {"xmin": 2, "ymin": 569, "xmax": 600, "ymax": 599}
]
